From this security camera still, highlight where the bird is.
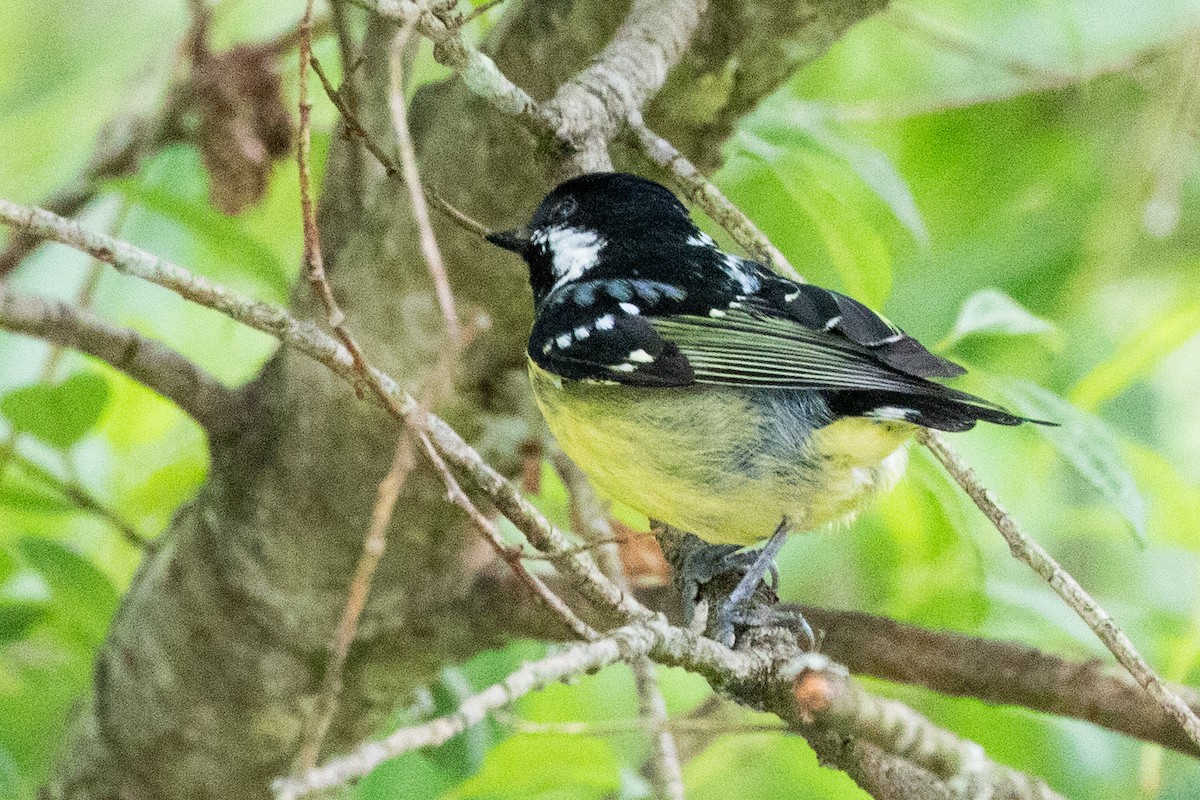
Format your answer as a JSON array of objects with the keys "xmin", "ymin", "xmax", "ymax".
[{"xmin": 487, "ymin": 172, "xmax": 1043, "ymax": 644}]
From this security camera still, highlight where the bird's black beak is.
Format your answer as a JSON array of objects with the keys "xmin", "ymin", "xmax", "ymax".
[{"xmin": 485, "ymin": 226, "xmax": 531, "ymax": 254}]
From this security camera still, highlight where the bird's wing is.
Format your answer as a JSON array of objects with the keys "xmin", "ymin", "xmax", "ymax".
[
  {"xmin": 528, "ymin": 276, "xmax": 1031, "ymax": 430},
  {"xmin": 528, "ymin": 299, "xmax": 694, "ymax": 387},
  {"xmin": 738, "ymin": 279, "xmax": 966, "ymax": 379},
  {"xmin": 646, "ymin": 307, "xmax": 964, "ymax": 396},
  {"xmin": 649, "ymin": 305, "xmax": 1030, "ymax": 429}
]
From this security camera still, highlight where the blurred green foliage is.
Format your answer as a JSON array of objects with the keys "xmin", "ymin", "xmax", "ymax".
[{"xmin": 2, "ymin": 0, "xmax": 1200, "ymax": 798}]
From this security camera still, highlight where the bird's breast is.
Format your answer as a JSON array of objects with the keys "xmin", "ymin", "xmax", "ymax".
[{"xmin": 527, "ymin": 360, "xmax": 913, "ymax": 545}]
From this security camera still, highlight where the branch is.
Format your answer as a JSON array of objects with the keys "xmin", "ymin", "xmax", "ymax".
[
  {"xmin": 628, "ymin": 114, "xmax": 798, "ymax": 278},
  {"xmin": 0, "ymin": 198, "xmax": 643, "ymax": 625},
  {"xmin": 475, "ymin": 572, "xmax": 1200, "ymax": 760},
  {"xmin": 0, "ymin": 285, "xmax": 244, "ymax": 437},
  {"xmin": 369, "ymin": 0, "xmax": 705, "ymax": 175},
  {"xmin": 388, "ymin": 23, "xmax": 460, "ymax": 344},
  {"xmin": 788, "ymin": 656, "xmax": 1064, "ymax": 800},
  {"xmin": 0, "ymin": 202, "xmax": 1067, "ymax": 800},
  {"xmin": 918, "ymin": 430, "xmax": 1200, "ymax": 749},
  {"xmin": 799, "ymin": 605, "xmax": 1200, "ymax": 759},
  {"xmin": 279, "ymin": 617, "xmax": 1059, "ymax": 800},
  {"xmin": 539, "ymin": 0, "xmax": 705, "ymax": 174}
]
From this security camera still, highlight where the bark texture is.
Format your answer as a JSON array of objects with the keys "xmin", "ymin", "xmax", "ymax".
[{"xmin": 47, "ymin": 1, "xmax": 886, "ymax": 797}]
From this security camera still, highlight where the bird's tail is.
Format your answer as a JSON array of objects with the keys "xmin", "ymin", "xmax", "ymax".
[{"xmin": 829, "ymin": 390, "xmax": 1054, "ymax": 433}]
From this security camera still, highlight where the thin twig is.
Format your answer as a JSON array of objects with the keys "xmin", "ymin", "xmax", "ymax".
[
  {"xmin": 312, "ymin": 56, "xmax": 401, "ymax": 178},
  {"xmin": 422, "ymin": 186, "xmax": 491, "ymax": 241},
  {"xmin": 919, "ymin": 429, "xmax": 1200, "ymax": 751},
  {"xmin": 310, "ymin": 48, "xmax": 494, "ymax": 250},
  {"xmin": 388, "ymin": 22, "xmax": 460, "ymax": 344},
  {"xmin": 630, "ymin": 658, "xmax": 686, "ymax": 800},
  {"xmin": 0, "ymin": 286, "xmax": 242, "ymax": 437},
  {"xmin": 553, "ymin": 454, "xmax": 684, "ymax": 800},
  {"xmin": 294, "ymin": 430, "xmax": 418, "ymax": 772},
  {"xmin": 3, "ymin": 445, "xmax": 149, "ymax": 548},
  {"xmin": 298, "ymin": 0, "xmax": 348, "ymax": 333},
  {"xmin": 417, "ymin": 435, "xmax": 598, "ymax": 641},
  {"xmin": 627, "ymin": 114, "xmax": 799, "ymax": 279}
]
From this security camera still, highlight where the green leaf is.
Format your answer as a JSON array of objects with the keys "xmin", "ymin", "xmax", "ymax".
[
  {"xmin": 0, "ymin": 477, "xmax": 75, "ymax": 516},
  {"xmin": 748, "ymin": 100, "xmax": 930, "ymax": 245},
  {"xmin": 739, "ymin": 133, "xmax": 893, "ymax": 308},
  {"xmin": 996, "ymin": 378, "xmax": 1147, "ymax": 544},
  {"xmin": 1070, "ymin": 302, "xmax": 1200, "ymax": 411},
  {"xmin": 0, "ymin": 598, "xmax": 49, "ymax": 642},
  {"xmin": 106, "ymin": 174, "xmax": 290, "ymax": 293},
  {"xmin": 14, "ymin": 537, "xmax": 118, "ymax": 646},
  {"xmin": 0, "ymin": 373, "xmax": 111, "ymax": 450},
  {"xmin": 944, "ymin": 288, "xmax": 1058, "ymax": 348},
  {"xmin": 446, "ymin": 735, "xmax": 621, "ymax": 800}
]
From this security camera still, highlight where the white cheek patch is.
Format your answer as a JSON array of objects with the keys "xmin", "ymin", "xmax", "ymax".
[{"xmin": 543, "ymin": 226, "xmax": 604, "ymax": 290}]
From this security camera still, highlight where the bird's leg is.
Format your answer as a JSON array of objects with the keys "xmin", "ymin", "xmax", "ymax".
[
  {"xmin": 659, "ymin": 530, "xmax": 743, "ymax": 630},
  {"xmin": 710, "ymin": 520, "xmax": 790, "ymax": 646},
  {"xmin": 656, "ymin": 519, "xmax": 813, "ymax": 648}
]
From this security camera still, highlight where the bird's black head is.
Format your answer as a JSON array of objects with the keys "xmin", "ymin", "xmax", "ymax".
[{"xmin": 487, "ymin": 173, "xmax": 703, "ymax": 305}]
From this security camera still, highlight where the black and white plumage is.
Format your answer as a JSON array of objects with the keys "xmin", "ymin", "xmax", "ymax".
[{"xmin": 490, "ymin": 172, "xmax": 1028, "ymax": 433}]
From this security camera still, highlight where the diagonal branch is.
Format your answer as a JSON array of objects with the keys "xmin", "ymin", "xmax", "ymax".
[
  {"xmin": 0, "ymin": 197, "xmax": 644, "ymax": 626},
  {"xmin": 369, "ymin": 0, "xmax": 706, "ymax": 175},
  {"xmin": 919, "ymin": 429, "xmax": 1200, "ymax": 750},
  {"xmin": 798, "ymin": 605, "xmax": 1200, "ymax": 759},
  {"xmin": 0, "ymin": 284, "xmax": 245, "ymax": 437},
  {"xmin": 0, "ymin": 201, "xmax": 1068, "ymax": 800},
  {"xmin": 476, "ymin": 571, "xmax": 1200, "ymax": 760},
  {"xmin": 277, "ymin": 619, "xmax": 1064, "ymax": 800}
]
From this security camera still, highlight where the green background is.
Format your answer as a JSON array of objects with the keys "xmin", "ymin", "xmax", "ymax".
[{"xmin": 2, "ymin": 0, "xmax": 1200, "ymax": 797}]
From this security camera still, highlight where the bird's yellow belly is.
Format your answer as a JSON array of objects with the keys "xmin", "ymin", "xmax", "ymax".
[{"xmin": 529, "ymin": 361, "xmax": 913, "ymax": 546}]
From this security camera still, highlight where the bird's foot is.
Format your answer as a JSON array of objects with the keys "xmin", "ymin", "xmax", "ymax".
[{"xmin": 661, "ymin": 520, "xmax": 813, "ymax": 648}]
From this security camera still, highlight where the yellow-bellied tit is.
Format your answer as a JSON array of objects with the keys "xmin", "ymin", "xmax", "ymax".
[{"xmin": 488, "ymin": 172, "xmax": 1043, "ymax": 644}]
